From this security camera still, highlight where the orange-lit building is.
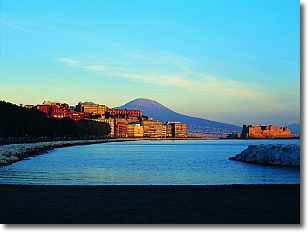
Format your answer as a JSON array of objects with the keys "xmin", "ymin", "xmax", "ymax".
[
  {"xmin": 107, "ymin": 108, "xmax": 142, "ymax": 117},
  {"xmin": 127, "ymin": 123, "xmax": 144, "ymax": 138},
  {"xmin": 167, "ymin": 121, "xmax": 187, "ymax": 137},
  {"xmin": 114, "ymin": 118, "xmax": 127, "ymax": 137},
  {"xmin": 35, "ymin": 105, "xmax": 50, "ymax": 115},
  {"xmin": 241, "ymin": 124, "xmax": 292, "ymax": 139},
  {"xmin": 35, "ymin": 102, "xmax": 88, "ymax": 121},
  {"xmin": 77, "ymin": 102, "xmax": 107, "ymax": 116}
]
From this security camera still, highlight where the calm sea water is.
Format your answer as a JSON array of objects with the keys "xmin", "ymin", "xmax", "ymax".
[{"xmin": 0, "ymin": 139, "xmax": 300, "ymax": 185}]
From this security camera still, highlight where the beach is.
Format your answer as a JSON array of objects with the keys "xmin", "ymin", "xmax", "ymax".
[{"xmin": 0, "ymin": 184, "xmax": 300, "ymax": 224}]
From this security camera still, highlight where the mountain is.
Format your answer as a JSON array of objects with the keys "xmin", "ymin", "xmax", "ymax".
[
  {"xmin": 288, "ymin": 123, "xmax": 300, "ymax": 134},
  {"xmin": 117, "ymin": 98, "xmax": 241, "ymax": 136}
]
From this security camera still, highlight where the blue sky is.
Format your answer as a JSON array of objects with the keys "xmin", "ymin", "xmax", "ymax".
[{"xmin": 0, "ymin": 0, "xmax": 300, "ymax": 126}]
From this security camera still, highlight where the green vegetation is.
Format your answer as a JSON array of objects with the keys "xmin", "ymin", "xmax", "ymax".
[{"xmin": 0, "ymin": 101, "xmax": 110, "ymax": 139}]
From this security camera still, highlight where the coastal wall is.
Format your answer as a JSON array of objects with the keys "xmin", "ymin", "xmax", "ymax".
[
  {"xmin": 0, "ymin": 139, "xmax": 125, "ymax": 167},
  {"xmin": 229, "ymin": 144, "xmax": 300, "ymax": 167}
]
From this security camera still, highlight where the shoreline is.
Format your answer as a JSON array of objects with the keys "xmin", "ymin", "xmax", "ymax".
[
  {"xmin": 0, "ymin": 138, "xmax": 132, "ymax": 167},
  {"xmin": 0, "ymin": 184, "xmax": 300, "ymax": 224}
]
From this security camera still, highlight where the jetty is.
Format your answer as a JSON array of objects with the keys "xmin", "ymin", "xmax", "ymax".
[{"xmin": 229, "ymin": 144, "xmax": 300, "ymax": 167}]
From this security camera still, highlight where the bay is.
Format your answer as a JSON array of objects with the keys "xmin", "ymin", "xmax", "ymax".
[{"xmin": 0, "ymin": 139, "xmax": 300, "ymax": 185}]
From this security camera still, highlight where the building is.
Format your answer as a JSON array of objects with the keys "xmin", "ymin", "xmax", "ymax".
[
  {"xmin": 167, "ymin": 121, "xmax": 187, "ymax": 137},
  {"xmin": 33, "ymin": 100, "xmax": 188, "ymax": 138},
  {"xmin": 107, "ymin": 108, "xmax": 142, "ymax": 117},
  {"xmin": 24, "ymin": 105, "xmax": 34, "ymax": 109},
  {"xmin": 114, "ymin": 118, "xmax": 127, "ymax": 137},
  {"xmin": 127, "ymin": 123, "xmax": 144, "ymax": 138},
  {"xmin": 50, "ymin": 103, "xmax": 71, "ymax": 119},
  {"xmin": 162, "ymin": 124, "xmax": 173, "ymax": 137},
  {"xmin": 241, "ymin": 125, "xmax": 292, "ymax": 139},
  {"xmin": 227, "ymin": 133, "xmax": 241, "ymax": 139},
  {"xmin": 77, "ymin": 102, "xmax": 107, "ymax": 117},
  {"xmin": 35, "ymin": 105, "xmax": 50, "ymax": 115},
  {"xmin": 35, "ymin": 101, "xmax": 88, "ymax": 121},
  {"xmin": 142, "ymin": 119, "xmax": 163, "ymax": 138},
  {"xmin": 43, "ymin": 101, "xmax": 61, "ymax": 106},
  {"xmin": 161, "ymin": 125, "xmax": 167, "ymax": 137},
  {"xmin": 166, "ymin": 124, "xmax": 173, "ymax": 137}
]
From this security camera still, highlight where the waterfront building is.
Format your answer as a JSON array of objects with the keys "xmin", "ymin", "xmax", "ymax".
[
  {"xmin": 127, "ymin": 123, "xmax": 144, "ymax": 138},
  {"xmin": 142, "ymin": 119, "xmax": 163, "ymax": 138},
  {"xmin": 162, "ymin": 125, "xmax": 167, "ymax": 137},
  {"xmin": 167, "ymin": 121, "xmax": 187, "ymax": 137},
  {"xmin": 241, "ymin": 124, "xmax": 292, "ymax": 139},
  {"xmin": 114, "ymin": 118, "xmax": 127, "ymax": 137},
  {"xmin": 166, "ymin": 124, "xmax": 173, "ymax": 137}
]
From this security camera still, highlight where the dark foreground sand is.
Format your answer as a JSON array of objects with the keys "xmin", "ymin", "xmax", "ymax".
[{"xmin": 0, "ymin": 184, "xmax": 300, "ymax": 224}]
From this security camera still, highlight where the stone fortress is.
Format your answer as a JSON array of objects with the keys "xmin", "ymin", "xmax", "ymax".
[{"xmin": 228, "ymin": 124, "xmax": 292, "ymax": 139}]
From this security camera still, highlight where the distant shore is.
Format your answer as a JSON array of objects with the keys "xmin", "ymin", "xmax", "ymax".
[{"xmin": 0, "ymin": 184, "xmax": 300, "ymax": 224}]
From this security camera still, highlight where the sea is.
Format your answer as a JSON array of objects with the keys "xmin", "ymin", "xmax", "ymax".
[{"xmin": 0, "ymin": 139, "xmax": 300, "ymax": 185}]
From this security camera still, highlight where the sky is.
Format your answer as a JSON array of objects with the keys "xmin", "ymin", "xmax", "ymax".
[{"xmin": 0, "ymin": 0, "xmax": 300, "ymax": 127}]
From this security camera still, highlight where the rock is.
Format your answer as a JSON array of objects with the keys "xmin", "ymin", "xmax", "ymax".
[
  {"xmin": 8, "ymin": 156, "xmax": 19, "ymax": 163},
  {"xmin": 256, "ymin": 150, "xmax": 266, "ymax": 163},
  {"xmin": 290, "ymin": 150, "xmax": 300, "ymax": 160},
  {"xmin": 291, "ymin": 159, "xmax": 300, "ymax": 167},
  {"xmin": 230, "ymin": 144, "xmax": 300, "ymax": 167},
  {"xmin": 280, "ymin": 152, "xmax": 290, "ymax": 165}
]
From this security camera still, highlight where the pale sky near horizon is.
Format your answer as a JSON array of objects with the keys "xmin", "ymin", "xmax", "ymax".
[{"xmin": 0, "ymin": 0, "xmax": 300, "ymax": 126}]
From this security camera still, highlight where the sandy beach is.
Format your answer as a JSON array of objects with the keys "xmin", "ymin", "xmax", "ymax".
[{"xmin": 0, "ymin": 184, "xmax": 300, "ymax": 224}]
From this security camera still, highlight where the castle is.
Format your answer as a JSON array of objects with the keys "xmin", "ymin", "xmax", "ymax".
[
  {"xmin": 228, "ymin": 125, "xmax": 292, "ymax": 139},
  {"xmin": 228, "ymin": 124, "xmax": 292, "ymax": 139}
]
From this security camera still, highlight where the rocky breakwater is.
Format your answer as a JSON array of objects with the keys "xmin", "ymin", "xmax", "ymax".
[
  {"xmin": 229, "ymin": 144, "xmax": 300, "ymax": 167},
  {"xmin": 0, "ymin": 139, "xmax": 115, "ymax": 167}
]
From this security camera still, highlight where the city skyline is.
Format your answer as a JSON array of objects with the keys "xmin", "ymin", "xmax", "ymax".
[{"xmin": 1, "ymin": 0, "xmax": 300, "ymax": 127}]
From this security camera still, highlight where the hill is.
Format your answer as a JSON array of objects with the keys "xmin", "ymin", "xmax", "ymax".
[{"xmin": 117, "ymin": 98, "xmax": 241, "ymax": 137}]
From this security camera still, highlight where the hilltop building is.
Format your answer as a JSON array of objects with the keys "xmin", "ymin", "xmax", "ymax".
[
  {"xmin": 35, "ymin": 101, "xmax": 88, "ymax": 121},
  {"xmin": 77, "ymin": 102, "xmax": 107, "ymax": 118},
  {"xmin": 107, "ymin": 108, "xmax": 142, "ymax": 117},
  {"xmin": 32, "ymin": 100, "xmax": 187, "ymax": 138}
]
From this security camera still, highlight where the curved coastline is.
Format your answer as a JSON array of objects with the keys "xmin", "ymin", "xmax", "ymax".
[{"xmin": 0, "ymin": 138, "xmax": 132, "ymax": 167}]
